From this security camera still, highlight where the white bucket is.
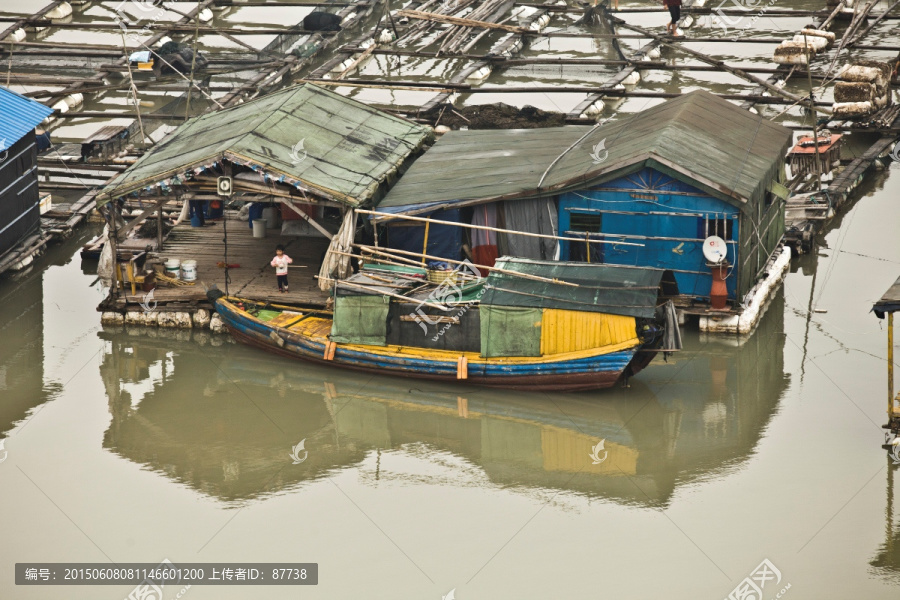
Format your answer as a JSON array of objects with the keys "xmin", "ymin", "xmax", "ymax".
[
  {"xmin": 252, "ymin": 219, "xmax": 267, "ymax": 239},
  {"xmin": 181, "ymin": 260, "xmax": 197, "ymax": 282},
  {"xmin": 165, "ymin": 258, "xmax": 181, "ymax": 279}
]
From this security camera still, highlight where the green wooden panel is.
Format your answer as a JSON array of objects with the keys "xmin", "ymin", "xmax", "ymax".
[
  {"xmin": 331, "ymin": 295, "xmax": 391, "ymax": 346},
  {"xmin": 480, "ymin": 305, "xmax": 542, "ymax": 358}
]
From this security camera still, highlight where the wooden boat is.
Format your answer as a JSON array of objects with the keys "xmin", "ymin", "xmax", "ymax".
[{"xmin": 208, "ymin": 258, "xmax": 681, "ymax": 392}]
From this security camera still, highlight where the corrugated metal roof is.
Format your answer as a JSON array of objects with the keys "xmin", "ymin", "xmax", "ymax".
[
  {"xmin": 0, "ymin": 86, "xmax": 53, "ymax": 150},
  {"xmin": 377, "ymin": 90, "xmax": 792, "ymax": 216},
  {"xmin": 97, "ymin": 84, "xmax": 432, "ymax": 207}
]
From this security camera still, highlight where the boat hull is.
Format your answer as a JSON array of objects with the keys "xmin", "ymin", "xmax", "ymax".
[{"xmin": 216, "ymin": 298, "xmax": 643, "ymax": 392}]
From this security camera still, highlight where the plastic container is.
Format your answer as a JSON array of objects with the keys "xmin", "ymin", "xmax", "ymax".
[
  {"xmin": 262, "ymin": 206, "xmax": 279, "ymax": 229},
  {"xmin": 181, "ymin": 260, "xmax": 197, "ymax": 282},
  {"xmin": 165, "ymin": 258, "xmax": 181, "ymax": 279},
  {"xmin": 252, "ymin": 220, "xmax": 267, "ymax": 239}
]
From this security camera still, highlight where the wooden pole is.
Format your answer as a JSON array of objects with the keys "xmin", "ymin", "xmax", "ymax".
[
  {"xmin": 356, "ymin": 208, "xmax": 644, "ymax": 247},
  {"xmin": 157, "ymin": 206, "xmax": 163, "ymax": 251},
  {"xmin": 356, "ymin": 244, "xmax": 581, "ymax": 287},
  {"xmin": 804, "ymin": 34, "xmax": 823, "ymax": 192},
  {"xmin": 890, "ymin": 312, "xmax": 895, "ymax": 419},
  {"xmin": 421, "ymin": 220, "xmax": 430, "ymax": 265}
]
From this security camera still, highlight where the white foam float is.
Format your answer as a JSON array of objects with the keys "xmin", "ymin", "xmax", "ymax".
[
  {"xmin": 647, "ymin": 47, "xmax": 661, "ymax": 59},
  {"xmin": 792, "ymin": 34, "xmax": 828, "ymax": 51},
  {"xmin": 622, "ymin": 71, "xmax": 640, "ymax": 85},
  {"xmin": 581, "ymin": 100, "xmax": 605, "ymax": 119},
  {"xmin": 199, "ymin": 8, "xmax": 214, "ymax": 22},
  {"xmin": 378, "ymin": 29, "xmax": 395, "ymax": 43},
  {"xmin": 45, "ymin": 2, "xmax": 72, "ymax": 20},
  {"xmin": 466, "ymin": 65, "xmax": 492, "ymax": 81},
  {"xmin": 9, "ymin": 28, "xmax": 25, "ymax": 43},
  {"xmin": 832, "ymin": 101, "xmax": 874, "ymax": 117},
  {"xmin": 342, "ymin": 12, "xmax": 358, "ymax": 25}
]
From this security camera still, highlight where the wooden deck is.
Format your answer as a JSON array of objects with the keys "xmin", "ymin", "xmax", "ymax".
[{"xmin": 109, "ymin": 216, "xmax": 331, "ymax": 311}]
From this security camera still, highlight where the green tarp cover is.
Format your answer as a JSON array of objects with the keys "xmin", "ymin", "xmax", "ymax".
[
  {"xmin": 96, "ymin": 83, "xmax": 432, "ymax": 207},
  {"xmin": 480, "ymin": 306, "xmax": 542, "ymax": 358},
  {"xmin": 331, "ymin": 295, "xmax": 391, "ymax": 346},
  {"xmin": 481, "ymin": 258, "xmax": 668, "ymax": 319}
]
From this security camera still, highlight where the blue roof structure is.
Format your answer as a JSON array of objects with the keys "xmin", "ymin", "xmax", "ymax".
[{"xmin": 0, "ymin": 86, "xmax": 53, "ymax": 152}]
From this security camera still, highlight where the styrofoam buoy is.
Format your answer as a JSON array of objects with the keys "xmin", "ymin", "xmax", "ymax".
[
  {"xmin": 434, "ymin": 125, "xmax": 451, "ymax": 135},
  {"xmin": 622, "ymin": 71, "xmax": 641, "ymax": 85},
  {"xmin": 378, "ymin": 29, "xmax": 395, "ymax": 43},
  {"xmin": 466, "ymin": 65, "xmax": 492, "ymax": 81},
  {"xmin": 694, "ymin": 0, "xmax": 707, "ymax": 6},
  {"xmin": 748, "ymin": 107, "xmax": 759, "ymax": 115},
  {"xmin": 199, "ymin": 8, "xmax": 214, "ymax": 22},
  {"xmin": 342, "ymin": 12, "xmax": 358, "ymax": 25},
  {"xmin": 9, "ymin": 28, "xmax": 25, "ymax": 42},
  {"xmin": 792, "ymin": 34, "xmax": 828, "ymax": 51},
  {"xmin": 157, "ymin": 36, "xmax": 173, "ymax": 47},
  {"xmin": 648, "ymin": 47, "xmax": 661, "ymax": 59},
  {"xmin": 45, "ymin": 2, "xmax": 72, "ymax": 20},
  {"xmin": 682, "ymin": 15, "xmax": 694, "ymax": 28},
  {"xmin": 51, "ymin": 100, "xmax": 69, "ymax": 114},
  {"xmin": 582, "ymin": 100, "xmax": 605, "ymax": 119},
  {"xmin": 63, "ymin": 93, "xmax": 83, "ymax": 109}
]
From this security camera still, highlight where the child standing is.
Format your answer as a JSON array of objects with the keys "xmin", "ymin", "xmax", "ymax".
[{"xmin": 271, "ymin": 245, "xmax": 293, "ymax": 292}]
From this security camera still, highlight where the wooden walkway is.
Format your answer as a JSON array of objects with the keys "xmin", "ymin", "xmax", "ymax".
[{"xmin": 109, "ymin": 216, "xmax": 331, "ymax": 311}]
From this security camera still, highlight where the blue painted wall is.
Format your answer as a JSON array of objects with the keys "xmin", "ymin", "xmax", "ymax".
[{"xmin": 558, "ymin": 168, "xmax": 741, "ymax": 300}]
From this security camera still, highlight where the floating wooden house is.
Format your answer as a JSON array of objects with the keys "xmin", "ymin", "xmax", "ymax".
[
  {"xmin": 374, "ymin": 91, "xmax": 793, "ymax": 332},
  {"xmin": 95, "ymin": 83, "xmax": 432, "ymax": 297},
  {"xmin": 0, "ymin": 86, "xmax": 53, "ymax": 267}
]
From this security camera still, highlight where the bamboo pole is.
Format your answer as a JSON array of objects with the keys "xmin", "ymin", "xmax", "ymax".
[
  {"xmin": 321, "ymin": 278, "xmax": 454, "ymax": 311},
  {"xmin": 356, "ymin": 244, "xmax": 581, "ymax": 287},
  {"xmin": 357, "ymin": 208, "xmax": 644, "ymax": 247}
]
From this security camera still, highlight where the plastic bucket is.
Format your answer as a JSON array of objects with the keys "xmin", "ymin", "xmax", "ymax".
[
  {"xmin": 252, "ymin": 219, "xmax": 267, "ymax": 239},
  {"xmin": 165, "ymin": 258, "xmax": 181, "ymax": 279},
  {"xmin": 261, "ymin": 206, "xmax": 279, "ymax": 229},
  {"xmin": 181, "ymin": 260, "xmax": 197, "ymax": 282}
]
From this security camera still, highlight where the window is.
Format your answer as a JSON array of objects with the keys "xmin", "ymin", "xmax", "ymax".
[
  {"xmin": 570, "ymin": 212, "xmax": 602, "ymax": 233},
  {"xmin": 697, "ymin": 216, "xmax": 734, "ymax": 241}
]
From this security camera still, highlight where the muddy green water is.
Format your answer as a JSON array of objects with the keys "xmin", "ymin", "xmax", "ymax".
[
  {"xmin": 0, "ymin": 170, "xmax": 897, "ymax": 599},
  {"xmin": 1, "ymin": 0, "xmax": 900, "ymax": 598}
]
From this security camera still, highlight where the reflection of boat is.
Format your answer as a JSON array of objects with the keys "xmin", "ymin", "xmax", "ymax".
[
  {"xmin": 208, "ymin": 259, "xmax": 681, "ymax": 391},
  {"xmin": 99, "ymin": 293, "xmax": 786, "ymax": 505}
]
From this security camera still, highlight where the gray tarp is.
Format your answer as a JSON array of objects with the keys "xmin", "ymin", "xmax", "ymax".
[{"xmin": 499, "ymin": 198, "xmax": 558, "ymax": 260}]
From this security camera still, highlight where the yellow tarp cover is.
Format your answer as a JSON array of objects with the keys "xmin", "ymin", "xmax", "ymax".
[{"xmin": 540, "ymin": 309, "xmax": 638, "ymax": 356}]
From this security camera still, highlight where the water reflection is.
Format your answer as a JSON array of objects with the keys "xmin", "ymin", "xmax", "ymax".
[
  {"xmin": 99, "ymin": 292, "xmax": 789, "ymax": 507},
  {"xmin": 0, "ymin": 266, "xmax": 56, "ymax": 438},
  {"xmin": 870, "ymin": 463, "xmax": 900, "ymax": 584}
]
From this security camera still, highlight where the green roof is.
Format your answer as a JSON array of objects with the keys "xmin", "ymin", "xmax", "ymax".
[
  {"xmin": 376, "ymin": 90, "xmax": 792, "ymax": 216},
  {"xmin": 481, "ymin": 258, "xmax": 676, "ymax": 319},
  {"xmin": 97, "ymin": 84, "xmax": 432, "ymax": 207}
]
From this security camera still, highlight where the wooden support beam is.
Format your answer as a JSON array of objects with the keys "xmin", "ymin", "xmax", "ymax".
[
  {"xmin": 281, "ymin": 199, "xmax": 334, "ymax": 239},
  {"xmin": 397, "ymin": 9, "xmax": 531, "ymax": 33}
]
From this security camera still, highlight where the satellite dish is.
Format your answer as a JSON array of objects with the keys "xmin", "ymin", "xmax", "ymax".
[{"xmin": 702, "ymin": 235, "xmax": 727, "ymax": 264}]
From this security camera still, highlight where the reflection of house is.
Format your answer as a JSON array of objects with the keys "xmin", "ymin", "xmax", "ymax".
[
  {"xmin": 0, "ymin": 86, "xmax": 53, "ymax": 262},
  {"xmin": 0, "ymin": 268, "xmax": 48, "ymax": 436},
  {"xmin": 99, "ymin": 292, "xmax": 788, "ymax": 505},
  {"xmin": 375, "ymin": 91, "xmax": 791, "ymax": 309}
]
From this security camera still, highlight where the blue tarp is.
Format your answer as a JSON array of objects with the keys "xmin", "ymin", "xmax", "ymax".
[{"xmin": 385, "ymin": 208, "xmax": 463, "ymax": 261}]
